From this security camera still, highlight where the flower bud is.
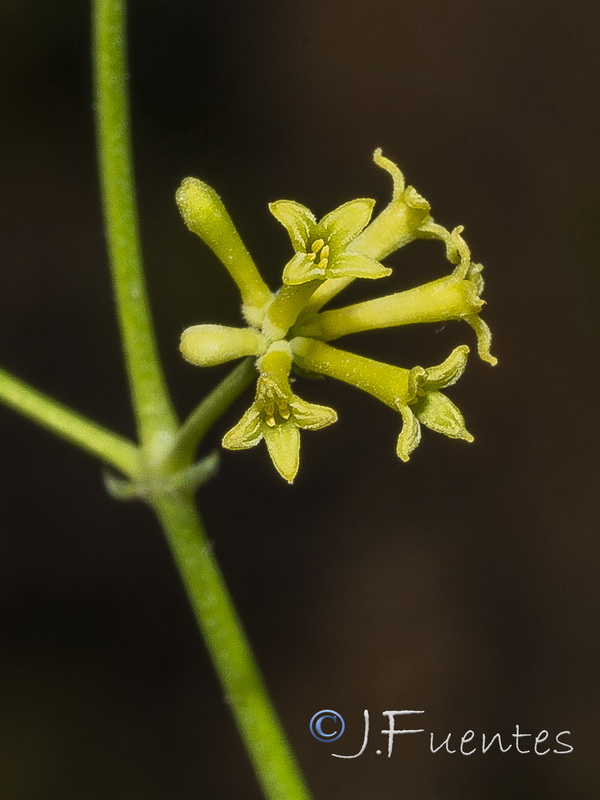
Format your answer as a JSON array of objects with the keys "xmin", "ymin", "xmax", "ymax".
[
  {"xmin": 176, "ymin": 178, "xmax": 272, "ymax": 323},
  {"xmin": 180, "ymin": 324, "xmax": 267, "ymax": 367}
]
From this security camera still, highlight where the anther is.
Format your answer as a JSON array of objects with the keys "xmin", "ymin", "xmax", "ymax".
[{"xmin": 277, "ymin": 399, "xmax": 291, "ymax": 420}]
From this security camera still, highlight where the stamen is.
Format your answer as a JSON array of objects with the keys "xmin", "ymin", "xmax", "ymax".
[
  {"xmin": 277, "ymin": 399, "xmax": 291, "ymax": 420},
  {"xmin": 311, "ymin": 238, "xmax": 325, "ymax": 254}
]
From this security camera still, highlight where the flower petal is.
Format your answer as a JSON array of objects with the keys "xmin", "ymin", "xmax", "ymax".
[
  {"xmin": 466, "ymin": 314, "xmax": 498, "ymax": 366},
  {"xmin": 373, "ymin": 148, "xmax": 405, "ymax": 198},
  {"xmin": 445, "ymin": 226, "xmax": 470, "ymax": 271},
  {"xmin": 222, "ymin": 406, "xmax": 263, "ymax": 450},
  {"xmin": 289, "ymin": 396, "xmax": 338, "ymax": 430},
  {"xmin": 465, "ymin": 258, "xmax": 484, "ymax": 291},
  {"xmin": 423, "ymin": 345, "xmax": 470, "ymax": 391},
  {"xmin": 413, "ymin": 391, "xmax": 474, "ymax": 442},
  {"xmin": 319, "ymin": 199, "xmax": 375, "ymax": 250},
  {"xmin": 282, "ymin": 252, "xmax": 326, "ymax": 285},
  {"xmin": 264, "ymin": 421, "xmax": 301, "ymax": 483},
  {"xmin": 395, "ymin": 403, "xmax": 422, "ymax": 461},
  {"xmin": 327, "ymin": 252, "xmax": 392, "ymax": 281},
  {"xmin": 269, "ymin": 200, "xmax": 315, "ymax": 251}
]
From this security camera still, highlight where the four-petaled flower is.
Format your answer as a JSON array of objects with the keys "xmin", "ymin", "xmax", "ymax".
[
  {"xmin": 269, "ymin": 198, "xmax": 392, "ymax": 286},
  {"xmin": 221, "ymin": 346, "xmax": 337, "ymax": 483}
]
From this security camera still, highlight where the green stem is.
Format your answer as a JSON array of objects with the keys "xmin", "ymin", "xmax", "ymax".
[
  {"xmin": 153, "ymin": 495, "xmax": 312, "ymax": 800},
  {"xmin": 0, "ymin": 366, "xmax": 139, "ymax": 476},
  {"xmin": 92, "ymin": 0, "xmax": 178, "ymax": 458},
  {"xmin": 92, "ymin": 3, "xmax": 312, "ymax": 798},
  {"xmin": 166, "ymin": 358, "xmax": 255, "ymax": 470}
]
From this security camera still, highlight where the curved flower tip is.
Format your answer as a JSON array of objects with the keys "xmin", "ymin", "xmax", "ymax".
[
  {"xmin": 466, "ymin": 314, "xmax": 498, "ymax": 366},
  {"xmin": 422, "ymin": 344, "xmax": 470, "ymax": 390},
  {"xmin": 222, "ymin": 370, "xmax": 337, "ymax": 483},
  {"xmin": 373, "ymin": 148, "xmax": 405, "ymax": 198},
  {"xmin": 372, "ymin": 149, "xmax": 430, "ymax": 217},
  {"xmin": 441, "ymin": 227, "xmax": 497, "ymax": 366},
  {"xmin": 269, "ymin": 198, "xmax": 391, "ymax": 286},
  {"xmin": 448, "ymin": 227, "xmax": 483, "ymax": 289},
  {"xmin": 347, "ymin": 150, "xmax": 434, "ymax": 262}
]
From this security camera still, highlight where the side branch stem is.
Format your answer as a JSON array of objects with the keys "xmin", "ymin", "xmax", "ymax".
[
  {"xmin": 0, "ymin": 366, "xmax": 139, "ymax": 475},
  {"xmin": 166, "ymin": 359, "xmax": 255, "ymax": 470}
]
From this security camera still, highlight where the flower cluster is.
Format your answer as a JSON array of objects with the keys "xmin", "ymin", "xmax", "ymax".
[{"xmin": 176, "ymin": 150, "xmax": 496, "ymax": 483}]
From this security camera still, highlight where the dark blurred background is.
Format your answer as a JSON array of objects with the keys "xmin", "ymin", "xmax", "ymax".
[{"xmin": 1, "ymin": 0, "xmax": 599, "ymax": 797}]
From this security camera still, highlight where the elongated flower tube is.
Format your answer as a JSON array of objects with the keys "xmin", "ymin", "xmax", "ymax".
[
  {"xmin": 222, "ymin": 343, "xmax": 337, "ymax": 483},
  {"xmin": 176, "ymin": 178, "xmax": 272, "ymax": 325},
  {"xmin": 290, "ymin": 337, "xmax": 473, "ymax": 461},
  {"xmin": 297, "ymin": 277, "xmax": 482, "ymax": 337},
  {"xmin": 303, "ymin": 149, "xmax": 459, "ymax": 315},
  {"xmin": 295, "ymin": 229, "xmax": 497, "ymax": 365},
  {"xmin": 262, "ymin": 280, "xmax": 323, "ymax": 342}
]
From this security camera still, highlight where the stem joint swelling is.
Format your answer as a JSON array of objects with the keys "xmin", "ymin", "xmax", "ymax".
[{"xmin": 104, "ymin": 451, "xmax": 220, "ymax": 502}]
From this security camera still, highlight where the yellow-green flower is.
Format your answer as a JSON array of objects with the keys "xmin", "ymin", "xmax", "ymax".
[
  {"xmin": 349, "ymin": 149, "xmax": 439, "ymax": 262},
  {"xmin": 290, "ymin": 337, "xmax": 472, "ymax": 461},
  {"xmin": 222, "ymin": 345, "xmax": 337, "ymax": 483},
  {"xmin": 295, "ymin": 227, "xmax": 497, "ymax": 365},
  {"xmin": 269, "ymin": 198, "xmax": 392, "ymax": 286},
  {"xmin": 394, "ymin": 347, "xmax": 474, "ymax": 461},
  {"xmin": 177, "ymin": 151, "xmax": 497, "ymax": 482}
]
